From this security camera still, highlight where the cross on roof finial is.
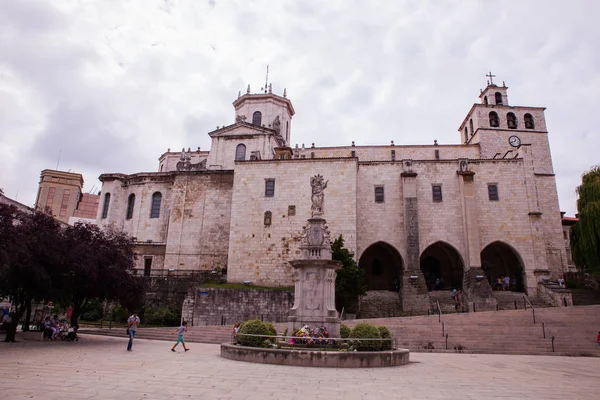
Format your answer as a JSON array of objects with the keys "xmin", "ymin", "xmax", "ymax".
[
  {"xmin": 264, "ymin": 65, "xmax": 269, "ymax": 94},
  {"xmin": 486, "ymin": 71, "xmax": 496, "ymax": 85}
]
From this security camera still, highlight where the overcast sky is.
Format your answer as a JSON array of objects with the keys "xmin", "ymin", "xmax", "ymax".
[{"xmin": 0, "ymin": 0, "xmax": 598, "ymax": 216}]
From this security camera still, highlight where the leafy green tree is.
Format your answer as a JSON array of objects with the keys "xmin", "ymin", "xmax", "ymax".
[
  {"xmin": 572, "ymin": 165, "xmax": 600, "ymax": 273},
  {"xmin": 332, "ymin": 235, "xmax": 366, "ymax": 313}
]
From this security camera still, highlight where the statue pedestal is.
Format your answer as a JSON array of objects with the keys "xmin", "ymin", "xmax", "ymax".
[{"xmin": 288, "ymin": 259, "xmax": 341, "ymax": 338}]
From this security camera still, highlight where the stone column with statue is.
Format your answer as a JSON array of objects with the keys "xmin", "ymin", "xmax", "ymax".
[{"xmin": 288, "ymin": 174, "xmax": 341, "ymax": 338}]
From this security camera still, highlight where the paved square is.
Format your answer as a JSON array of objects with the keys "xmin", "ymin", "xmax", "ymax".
[{"xmin": 1, "ymin": 335, "xmax": 599, "ymax": 399}]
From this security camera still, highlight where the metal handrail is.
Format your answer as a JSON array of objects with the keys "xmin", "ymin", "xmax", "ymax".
[
  {"xmin": 435, "ymin": 301, "xmax": 449, "ymax": 349},
  {"xmin": 523, "ymin": 295, "xmax": 555, "ymax": 352}
]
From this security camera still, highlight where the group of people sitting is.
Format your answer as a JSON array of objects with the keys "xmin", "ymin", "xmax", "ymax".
[{"xmin": 41, "ymin": 315, "xmax": 71, "ymax": 340}]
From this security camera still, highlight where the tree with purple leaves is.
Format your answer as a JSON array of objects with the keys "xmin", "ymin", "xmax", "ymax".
[{"xmin": 0, "ymin": 204, "xmax": 144, "ymax": 342}]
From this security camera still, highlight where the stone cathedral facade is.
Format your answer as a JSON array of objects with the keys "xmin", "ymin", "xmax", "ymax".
[{"xmin": 97, "ymin": 80, "xmax": 568, "ymax": 313}]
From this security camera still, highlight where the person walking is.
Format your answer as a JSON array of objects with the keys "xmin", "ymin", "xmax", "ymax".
[
  {"xmin": 126, "ymin": 312, "xmax": 140, "ymax": 352},
  {"xmin": 171, "ymin": 321, "xmax": 189, "ymax": 352}
]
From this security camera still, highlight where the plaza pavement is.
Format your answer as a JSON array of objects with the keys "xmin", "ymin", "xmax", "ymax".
[{"xmin": 1, "ymin": 334, "xmax": 599, "ymax": 400}]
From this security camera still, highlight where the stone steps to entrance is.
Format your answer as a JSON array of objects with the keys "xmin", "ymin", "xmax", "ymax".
[{"xmin": 80, "ymin": 305, "xmax": 600, "ymax": 356}]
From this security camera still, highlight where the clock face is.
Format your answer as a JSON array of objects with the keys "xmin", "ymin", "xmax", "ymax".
[{"xmin": 508, "ymin": 135, "xmax": 521, "ymax": 147}]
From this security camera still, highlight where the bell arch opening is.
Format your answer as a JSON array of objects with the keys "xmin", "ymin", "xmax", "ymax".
[
  {"xmin": 481, "ymin": 241, "xmax": 526, "ymax": 292},
  {"xmin": 358, "ymin": 242, "xmax": 404, "ymax": 291},
  {"xmin": 420, "ymin": 241, "xmax": 464, "ymax": 291}
]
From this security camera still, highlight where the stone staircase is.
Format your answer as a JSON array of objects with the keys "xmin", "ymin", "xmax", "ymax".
[
  {"xmin": 428, "ymin": 290, "xmax": 549, "ymax": 313},
  {"xmin": 345, "ymin": 305, "xmax": 600, "ymax": 356},
  {"xmin": 80, "ymin": 305, "xmax": 600, "ymax": 356}
]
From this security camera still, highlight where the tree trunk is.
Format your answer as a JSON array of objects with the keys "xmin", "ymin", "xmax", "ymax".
[
  {"xmin": 70, "ymin": 300, "xmax": 85, "ymax": 327},
  {"xmin": 23, "ymin": 303, "xmax": 32, "ymax": 332},
  {"xmin": 3, "ymin": 309, "xmax": 26, "ymax": 342}
]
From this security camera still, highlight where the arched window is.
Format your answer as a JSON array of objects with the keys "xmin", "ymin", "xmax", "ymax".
[
  {"xmin": 286, "ymin": 121, "xmax": 289, "ymax": 140},
  {"xmin": 484, "ymin": 96, "xmax": 488, "ymax": 105},
  {"xmin": 126, "ymin": 194, "xmax": 135, "ymax": 220},
  {"xmin": 507, "ymin": 112, "xmax": 517, "ymax": 129},
  {"xmin": 489, "ymin": 111, "xmax": 499, "ymax": 127},
  {"xmin": 495, "ymin": 92, "xmax": 503, "ymax": 105},
  {"xmin": 464, "ymin": 127, "xmax": 469, "ymax": 143},
  {"xmin": 469, "ymin": 119, "xmax": 474, "ymax": 136},
  {"xmin": 150, "ymin": 192, "xmax": 162, "ymax": 218},
  {"xmin": 252, "ymin": 111, "xmax": 262, "ymax": 126},
  {"xmin": 235, "ymin": 144, "xmax": 246, "ymax": 161},
  {"xmin": 524, "ymin": 113, "xmax": 535, "ymax": 129},
  {"xmin": 101, "ymin": 193, "xmax": 110, "ymax": 219}
]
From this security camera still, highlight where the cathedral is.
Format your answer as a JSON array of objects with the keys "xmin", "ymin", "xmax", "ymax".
[{"xmin": 97, "ymin": 78, "xmax": 568, "ymax": 313}]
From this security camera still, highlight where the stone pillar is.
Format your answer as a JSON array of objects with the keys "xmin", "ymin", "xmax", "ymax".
[
  {"xmin": 457, "ymin": 162, "xmax": 496, "ymax": 310},
  {"xmin": 288, "ymin": 259, "xmax": 341, "ymax": 338},
  {"xmin": 287, "ymin": 212, "xmax": 341, "ymax": 338},
  {"xmin": 400, "ymin": 168, "xmax": 429, "ymax": 314}
]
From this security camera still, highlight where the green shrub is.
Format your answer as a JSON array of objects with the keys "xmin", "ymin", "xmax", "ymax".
[
  {"xmin": 349, "ymin": 322, "xmax": 381, "ymax": 351},
  {"xmin": 111, "ymin": 304, "xmax": 128, "ymax": 322},
  {"xmin": 377, "ymin": 325, "xmax": 392, "ymax": 350},
  {"xmin": 236, "ymin": 320, "xmax": 275, "ymax": 347},
  {"xmin": 81, "ymin": 300, "xmax": 104, "ymax": 321},
  {"xmin": 264, "ymin": 322, "xmax": 277, "ymax": 341},
  {"xmin": 340, "ymin": 323, "xmax": 351, "ymax": 339},
  {"xmin": 144, "ymin": 305, "xmax": 180, "ymax": 326}
]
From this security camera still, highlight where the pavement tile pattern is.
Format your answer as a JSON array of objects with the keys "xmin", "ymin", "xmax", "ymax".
[{"xmin": 1, "ymin": 335, "xmax": 599, "ymax": 400}]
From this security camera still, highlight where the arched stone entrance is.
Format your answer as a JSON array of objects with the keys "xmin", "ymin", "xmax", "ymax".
[
  {"xmin": 420, "ymin": 241, "xmax": 464, "ymax": 291},
  {"xmin": 358, "ymin": 242, "xmax": 403, "ymax": 291},
  {"xmin": 481, "ymin": 241, "xmax": 526, "ymax": 292}
]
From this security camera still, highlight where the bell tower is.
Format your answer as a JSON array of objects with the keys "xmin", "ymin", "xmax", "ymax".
[{"xmin": 232, "ymin": 82, "xmax": 295, "ymax": 146}]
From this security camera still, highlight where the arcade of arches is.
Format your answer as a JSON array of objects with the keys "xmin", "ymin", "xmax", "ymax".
[
  {"xmin": 358, "ymin": 242, "xmax": 403, "ymax": 291},
  {"xmin": 357, "ymin": 241, "xmax": 526, "ymax": 296},
  {"xmin": 420, "ymin": 242, "xmax": 464, "ymax": 291},
  {"xmin": 481, "ymin": 242, "xmax": 526, "ymax": 292}
]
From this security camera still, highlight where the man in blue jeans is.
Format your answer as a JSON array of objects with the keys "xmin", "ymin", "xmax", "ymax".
[{"xmin": 127, "ymin": 312, "xmax": 140, "ymax": 351}]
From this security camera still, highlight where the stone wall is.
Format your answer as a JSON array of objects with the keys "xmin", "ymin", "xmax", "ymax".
[
  {"xmin": 305, "ymin": 144, "xmax": 480, "ymax": 161},
  {"xmin": 227, "ymin": 158, "xmax": 358, "ymax": 286},
  {"xmin": 164, "ymin": 171, "xmax": 234, "ymax": 271},
  {"xmin": 182, "ymin": 288, "xmax": 293, "ymax": 326}
]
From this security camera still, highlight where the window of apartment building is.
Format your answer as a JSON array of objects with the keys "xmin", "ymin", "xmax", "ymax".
[
  {"xmin": 59, "ymin": 189, "xmax": 70, "ymax": 217},
  {"xmin": 126, "ymin": 194, "xmax": 135, "ymax": 219},
  {"xmin": 144, "ymin": 257, "xmax": 152, "ymax": 277},
  {"xmin": 265, "ymin": 179, "xmax": 275, "ymax": 197},
  {"xmin": 374, "ymin": 186, "xmax": 384, "ymax": 203},
  {"xmin": 432, "ymin": 185, "xmax": 443, "ymax": 202},
  {"xmin": 45, "ymin": 187, "xmax": 56, "ymax": 210},
  {"xmin": 101, "ymin": 193, "xmax": 110, "ymax": 219},
  {"xmin": 150, "ymin": 192, "xmax": 162, "ymax": 218},
  {"xmin": 488, "ymin": 184, "xmax": 499, "ymax": 201}
]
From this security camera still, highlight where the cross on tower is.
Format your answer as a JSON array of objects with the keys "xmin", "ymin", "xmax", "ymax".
[{"xmin": 486, "ymin": 71, "xmax": 496, "ymax": 85}]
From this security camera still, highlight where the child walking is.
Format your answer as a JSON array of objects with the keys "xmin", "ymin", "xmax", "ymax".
[{"xmin": 171, "ymin": 321, "xmax": 189, "ymax": 352}]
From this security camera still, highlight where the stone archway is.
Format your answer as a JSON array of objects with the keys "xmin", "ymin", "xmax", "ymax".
[
  {"xmin": 481, "ymin": 241, "xmax": 526, "ymax": 292},
  {"xmin": 358, "ymin": 242, "xmax": 404, "ymax": 291},
  {"xmin": 420, "ymin": 241, "xmax": 464, "ymax": 291}
]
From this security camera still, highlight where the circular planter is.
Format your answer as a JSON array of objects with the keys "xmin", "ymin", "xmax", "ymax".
[{"xmin": 220, "ymin": 343, "xmax": 410, "ymax": 368}]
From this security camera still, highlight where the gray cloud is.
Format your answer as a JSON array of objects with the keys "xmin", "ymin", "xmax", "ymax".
[{"xmin": 0, "ymin": 0, "xmax": 598, "ymax": 216}]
